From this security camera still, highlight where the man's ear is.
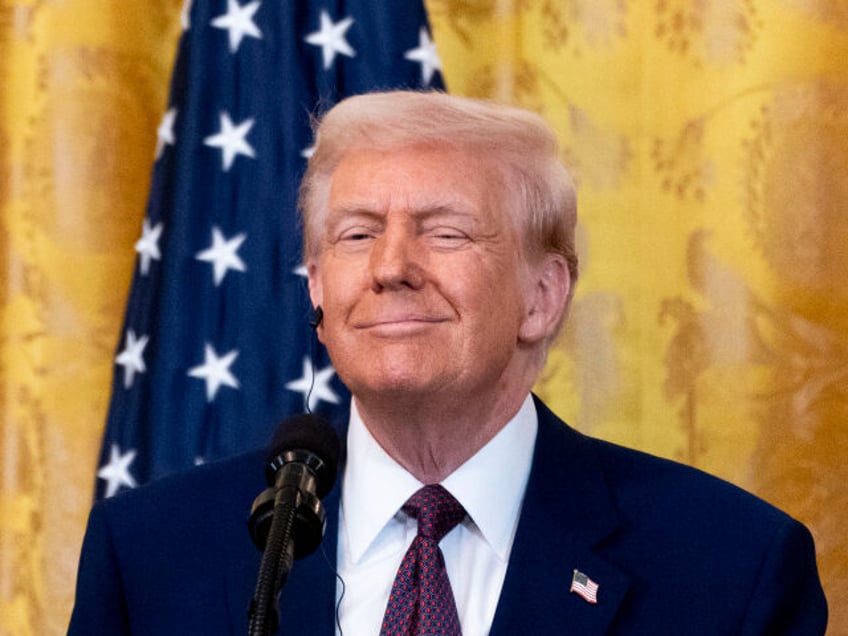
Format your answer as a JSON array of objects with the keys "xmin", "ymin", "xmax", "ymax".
[
  {"xmin": 518, "ymin": 254, "xmax": 570, "ymax": 345},
  {"xmin": 306, "ymin": 260, "xmax": 323, "ymax": 314}
]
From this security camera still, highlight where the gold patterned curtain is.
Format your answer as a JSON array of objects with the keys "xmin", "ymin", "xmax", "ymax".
[
  {"xmin": 1, "ymin": 1, "xmax": 845, "ymax": 634},
  {"xmin": 429, "ymin": 0, "xmax": 848, "ymax": 631},
  {"xmin": 0, "ymin": 1, "xmax": 181, "ymax": 633}
]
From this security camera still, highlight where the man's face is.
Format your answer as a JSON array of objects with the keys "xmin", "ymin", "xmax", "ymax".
[{"xmin": 308, "ymin": 144, "xmax": 535, "ymax": 404}]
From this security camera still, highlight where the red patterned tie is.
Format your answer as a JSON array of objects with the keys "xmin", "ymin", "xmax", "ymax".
[{"xmin": 380, "ymin": 484, "xmax": 466, "ymax": 636}]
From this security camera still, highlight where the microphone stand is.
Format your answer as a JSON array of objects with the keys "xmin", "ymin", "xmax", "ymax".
[
  {"xmin": 247, "ymin": 415, "xmax": 338, "ymax": 636},
  {"xmin": 247, "ymin": 486, "xmax": 300, "ymax": 636}
]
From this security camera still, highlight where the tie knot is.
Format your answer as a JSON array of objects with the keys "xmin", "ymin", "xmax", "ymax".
[{"xmin": 403, "ymin": 484, "xmax": 466, "ymax": 543}]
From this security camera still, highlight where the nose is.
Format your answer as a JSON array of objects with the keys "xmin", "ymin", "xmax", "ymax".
[{"xmin": 369, "ymin": 223, "xmax": 424, "ymax": 292}]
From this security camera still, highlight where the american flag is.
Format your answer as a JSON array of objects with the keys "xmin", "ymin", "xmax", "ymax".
[
  {"xmin": 95, "ymin": 0, "xmax": 443, "ymax": 499},
  {"xmin": 570, "ymin": 569, "xmax": 600, "ymax": 604}
]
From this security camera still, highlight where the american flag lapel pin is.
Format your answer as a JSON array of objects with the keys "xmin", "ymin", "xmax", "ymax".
[{"xmin": 570, "ymin": 569, "xmax": 599, "ymax": 604}]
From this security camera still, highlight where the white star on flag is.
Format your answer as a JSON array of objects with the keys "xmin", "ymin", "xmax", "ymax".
[
  {"xmin": 187, "ymin": 343, "xmax": 240, "ymax": 401},
  {"xmin": 286, "ymin": 357, "xmax": 340, "ymax": 411},
  {"xmin": 404, "ymin": 28, "xmax": 441, "ymax": 86},
  {"xmin": 116, "ymin": 329, "xmax": 149, "ymax": 388},
  {"xmin": 305, "ymin": 10, "xmax": 356, "ymax": 70},
  {"xmin": 97, "ymin": 443, "xmax": 138, "ymax": 498},
  {"xmin": 181, "ymin": 0, "xmax": 193, "ymax": 30},
  {"xmin": 293, "ymin": 264, "xmax": 308, "ymax": 278},
  {"xmin": 155, "ymin": 107, "xmax": 177, "ymax": 160},
  {"xmin": 211, "ymin": 0, "xmax": 262, "ymax": 53},
  {"xmin": 203, "ymin": 111, "xmax": 256, "ymax": 171},
  {"xmin": 135, "ymin": 218, "xmax": 163, "ymax": 275},
  {"xmin": 195, "ymin": 226, "xmax": 247, "ymax": 285}
]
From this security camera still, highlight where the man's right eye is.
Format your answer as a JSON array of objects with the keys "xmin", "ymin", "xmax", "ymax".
[
  {"xmin": 336, "ymin": 226, "xmax": 378, "ymax": 244},
  {"xmin": 340, "ymin": 231, "xmax": 373, "ymax": 241}
]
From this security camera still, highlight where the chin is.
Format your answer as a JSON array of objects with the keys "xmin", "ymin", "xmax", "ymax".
[
  {"xmin": 342, "ymin": 364, "xmax": 454, "ymax": 402},
  {"xmin": 350, "ymin": 373, "xmax": 439, "ymax": 397},
  {"xmin": 333, "ymin": 341, "xmax": 454, "ymax": 394}
]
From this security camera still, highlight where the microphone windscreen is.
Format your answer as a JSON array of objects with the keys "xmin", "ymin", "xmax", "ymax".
[{"xmin": 265, "ymin": 414, "xmax": 340, "ymax": 497}]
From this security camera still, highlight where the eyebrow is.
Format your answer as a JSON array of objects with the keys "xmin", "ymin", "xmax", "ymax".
[{"xmin": 328, "ymin": 201, "xmax": 479, "ymax": 221}]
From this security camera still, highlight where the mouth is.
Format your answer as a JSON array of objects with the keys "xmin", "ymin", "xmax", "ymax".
[{"xmin": 355, "ymin": 316, "xmax": 449, "ymax": 336}]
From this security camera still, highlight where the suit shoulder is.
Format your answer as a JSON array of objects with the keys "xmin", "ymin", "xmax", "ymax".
[
  {"xmin": 533, "ymin": 397, "xmax": 799, "ymax": 534},
  {"xmin": 91, "ymin": 450, "xmax": 266, "ymax": 541},
  {"xmin": 591, "ymin": 435, "xmax": 789, "ymax": 524}
]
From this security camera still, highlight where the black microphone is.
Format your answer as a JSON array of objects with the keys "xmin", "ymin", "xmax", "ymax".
[
  {"xmin": 247, "ymin": 414, "xmax": 340, "ymax": 636},
  {"xmin": 308, "ymin": 305, "xmax": 323, "ymax": 330}
]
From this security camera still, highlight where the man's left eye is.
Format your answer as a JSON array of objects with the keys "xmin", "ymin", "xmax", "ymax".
[
  {"xmin": 428, "ymin": 227, "xmax": 467, "ymax": 240},
  {"xmin": 426, "ymin": 229, "xmax": 470, "ymax": 249}
]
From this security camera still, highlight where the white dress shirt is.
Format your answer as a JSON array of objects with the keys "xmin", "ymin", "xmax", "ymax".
[{"xmin": 336, "ymin": 395, "xmax": 538, "ymax": 636}]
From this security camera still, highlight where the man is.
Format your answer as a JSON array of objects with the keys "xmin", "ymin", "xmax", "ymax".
[{"xmin": 69, "ymin": 91, "xmax": 827, "ymax": 634}]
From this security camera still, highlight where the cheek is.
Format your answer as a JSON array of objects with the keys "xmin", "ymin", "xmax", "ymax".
[
  {"xmin": 456, "ymin": 267, "xmax": 525, "ymax": 335},
  {"xmin": 319, "ymin": 256, "xmax": 363, "ymax": 307}
]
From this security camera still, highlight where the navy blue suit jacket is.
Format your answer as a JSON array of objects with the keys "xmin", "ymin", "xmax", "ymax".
[{"xmin": 69, "ymin": 398, "xmax": 827, "ymax": 634}]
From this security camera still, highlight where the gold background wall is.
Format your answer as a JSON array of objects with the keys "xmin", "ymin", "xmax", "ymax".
[
  {"xmin": 1, "ymin": 0, "xmax": 845, "ymax": 633},
  {"xmin": 1, "ymin": 1, "xmax": 181, "ymax": 633}
]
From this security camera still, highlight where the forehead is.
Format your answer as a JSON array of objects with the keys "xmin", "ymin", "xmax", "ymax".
[{"xmin": 327, "ymin": 144, "xmax": 499, "ymax": 217}]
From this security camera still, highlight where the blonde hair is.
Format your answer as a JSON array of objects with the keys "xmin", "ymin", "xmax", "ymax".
[{"xmin": 298, "ymin": 90, "xmax": 578, "ymax": 289}]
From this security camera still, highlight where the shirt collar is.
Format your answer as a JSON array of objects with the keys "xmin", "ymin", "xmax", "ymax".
[{"xmin": 341, "ymin": 395, "xmax": 538, "ymax": 564}]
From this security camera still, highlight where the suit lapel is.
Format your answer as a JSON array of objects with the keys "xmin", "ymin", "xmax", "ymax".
[{"xmin": 489, "ymin": 397, "xmax": 631, "ymax": 635}]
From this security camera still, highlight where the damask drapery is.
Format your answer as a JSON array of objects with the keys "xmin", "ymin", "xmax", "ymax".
[
  {"xmin": 431, "ymin": 2, "xmax": 846, "ymax": 628},
  {"xmin": 1, "ymin": 2, "xmax": 181, "ymax": 633}
]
